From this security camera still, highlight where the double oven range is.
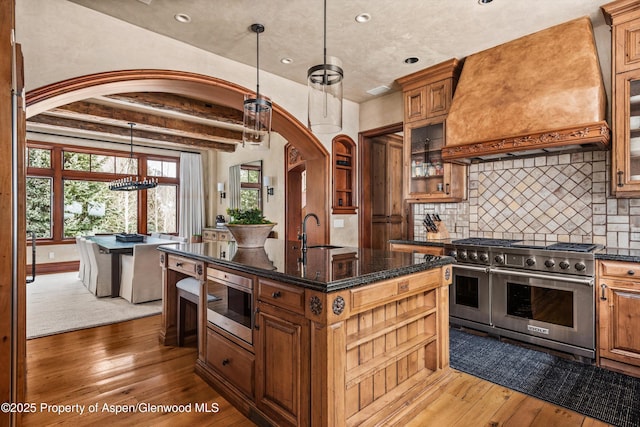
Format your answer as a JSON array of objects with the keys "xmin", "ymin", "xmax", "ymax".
[{"xmin": 444, "ymin": 238, "xmax": 602, "ymax": 361}]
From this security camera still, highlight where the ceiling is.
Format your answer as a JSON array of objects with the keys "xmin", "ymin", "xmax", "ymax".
[{"xmin": 28, "ymin": 0, "xmax": 611, "ymax": 152}]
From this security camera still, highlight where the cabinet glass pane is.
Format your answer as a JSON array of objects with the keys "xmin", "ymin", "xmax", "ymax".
[
  {"xmin": 630, "ymin": 79, "xmax": 640, "ymax": 179},
  {"xmin": 409, "ymin": 123, "xmax": 445, "ymax": 194}
]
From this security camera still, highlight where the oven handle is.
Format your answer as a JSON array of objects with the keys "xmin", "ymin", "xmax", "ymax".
[
  {"xmin": 491, "ymin": 267, "xmax": 594, "ymax": 286},
  {"xmin": 452, "ymin": 264, "xmax": 490, "ymax": 273}
]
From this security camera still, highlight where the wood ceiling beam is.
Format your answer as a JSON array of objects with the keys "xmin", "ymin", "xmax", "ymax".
[
  {"xmin": 50, "ymin": 100, "xmax": 243, "ymax": 143},
  {"xmin": 103, "ymin": 92, "xmax": 244, "ymax": 125},
  {"xmin": 27, "ymin": 115, "xmax": 237, "ymax": 152}
]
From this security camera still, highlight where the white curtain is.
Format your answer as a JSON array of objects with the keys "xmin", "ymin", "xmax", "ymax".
[
  {"xmin": 179, "ymin": 153, "xmax": 205, "ymax": 238},
  {"xmin": 229, "ymin": 164, "xmax": 241, "ymax": 210}
]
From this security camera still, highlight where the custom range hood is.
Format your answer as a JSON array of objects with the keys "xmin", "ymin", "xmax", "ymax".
[{"xmin": 442, "ymin": 17, "xmax": 610, "ymax": 162}]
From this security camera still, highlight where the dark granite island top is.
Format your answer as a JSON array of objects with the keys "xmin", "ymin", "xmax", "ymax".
[{"xmin": 158, "ymin": 239, "xmax": 454, "ymax": 293}]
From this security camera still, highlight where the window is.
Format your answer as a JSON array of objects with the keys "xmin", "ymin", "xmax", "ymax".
[
  {"xmin": 239, "ymin": 164, "xmax": 262, "ymax": 211},
  {"xmin": 63, "ymin": 180, "xmax": 138, "ymax": 237},
  {"xmin": 26, "ymin": 177, "xmax": 52, "ymax": 239},
  {"xmin": 147, "ymin": 184, "xmax": 178, "ymax": 234},
  {"xmin": 26, "ymin": 143, "xmax": 180, "ymax": 241}
]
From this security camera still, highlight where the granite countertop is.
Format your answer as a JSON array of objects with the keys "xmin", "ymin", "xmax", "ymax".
[
  {"xmin": 389, "ymin": 239, "xmax": 452, "ymax": 247},
  {"xmin": 594, "ymin": 247, "xmax": 640, "ymax": 263},
  {"xmin": 158, "ymin": 239, "xmax": 454, "ymax": 293}
]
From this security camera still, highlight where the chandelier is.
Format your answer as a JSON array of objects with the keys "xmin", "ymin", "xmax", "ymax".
[
  {"xmin": 243, "ymin": 23, "xmax": 272, "ymax": 150},
  {"xmin": 109, "ymin": 123, "xmax": 158, "ymax": 191},
  {"xmin": 307, "ymin": 0, "xmax": 343, "ymax": 133}
]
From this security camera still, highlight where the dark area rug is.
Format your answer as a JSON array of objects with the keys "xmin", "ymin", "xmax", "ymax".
[{"xmin": 449, "ymin": 328, "xmax": 640, "ymax": 427}]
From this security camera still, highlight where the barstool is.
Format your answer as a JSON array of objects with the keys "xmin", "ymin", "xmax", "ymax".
[{"xmin": 176, "ymin": 277, "xmax": 204, "ymax": 346}]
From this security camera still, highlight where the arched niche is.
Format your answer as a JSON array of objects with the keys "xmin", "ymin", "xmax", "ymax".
[{"xmin": 25, "ymin": 69, "xmax": 330, "ymax": 243}]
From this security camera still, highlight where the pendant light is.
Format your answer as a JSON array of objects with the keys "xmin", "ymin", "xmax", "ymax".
[
  {"xmin": 109, "ymin": 123, "xmax": 158, "ymax": 191},
  {"xmin": 243, "ymin": 23, "xmax": 272, "ymax": 150},
  {"xmin": 307, "ymin": 0, "xmax": 343, "ymax": 134}
]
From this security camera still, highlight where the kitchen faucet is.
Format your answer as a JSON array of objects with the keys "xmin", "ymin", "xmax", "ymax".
[{"xmin": 300, "ymin": 213, "xmax": 320, "ymax": 252}]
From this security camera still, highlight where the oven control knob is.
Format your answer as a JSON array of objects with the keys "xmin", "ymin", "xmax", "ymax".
[
  {"xmin": 575, "ymin": 262, "xmax": 586, "ymax": 271},
  {"xmin": 479, "ymin": 252, "xmax": 489, "ymax": 262},
  {"xmin": 448, "ymin": 250, "xmax": 457, "ymax": 258},
  {"xmin": 560, "ymin": 261, "xmax": 571, "ymax": 270},
  {"xmin": 525, "ymin": 257, "xmax": 536, "ymax": 266},
  {"xmin": 494, "ymin": 255, "xmax": 504, "ymax": 264},
  {"xmin": 544, "ymin": 259, "xmax": 555, "ymax": 268},
  {"xmin": 458, "ymin": 250, "xmax": 468, "ymax": 260},
  {"xmin": 469, "ymin": 252, "xmax": 478, "ymax": 261}
]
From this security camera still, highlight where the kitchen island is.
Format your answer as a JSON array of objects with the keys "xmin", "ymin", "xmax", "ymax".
[{"xmin": 158, "ymin": 240, "xmax": 454, "ymax": 426}]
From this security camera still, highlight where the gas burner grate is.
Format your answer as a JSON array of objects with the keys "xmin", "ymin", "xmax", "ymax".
[
  {"xmin": 545, "ymin": 243, "xmax": 601, "ymax": 253},
  {"xmin": 452, "ymin": 238, "xmax": 522, "ymax": 247}
]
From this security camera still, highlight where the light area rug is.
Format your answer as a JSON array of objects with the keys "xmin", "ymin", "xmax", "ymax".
[{"xmin": 27, "ymin": 272, "xmax": 161, "ymax": 339}]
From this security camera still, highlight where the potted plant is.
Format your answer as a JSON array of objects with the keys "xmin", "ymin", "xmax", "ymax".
[
  {"xmin": 191, "ymin": 233, "xmax": 202, "ymax": 243},
  {"xmin": 225, "ymin": 208, "xmax": 276, "ymax": 248}
]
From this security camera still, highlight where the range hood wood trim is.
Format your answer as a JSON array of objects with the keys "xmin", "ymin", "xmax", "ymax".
[{"xmin": 442, "ymin": 121, "xmax": 610, "ymax": 161}]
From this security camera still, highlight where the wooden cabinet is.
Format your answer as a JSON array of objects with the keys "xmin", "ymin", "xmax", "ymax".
[
  {"xmin": 603, "ymin": 2, "xmax": 640, "ymax": 196},
  {"xmin": 396, "ymin": 59, "xmax": 467, "ymax": 203},
  {"xmin": 597, "ymin": 260, "xmax": 640, "ymax": 377},
  {"xmin": 332, "ymin": 136, "xmax": 357, "ymax": 214},
  {"xmin": 255, "ymin": 280, "xmax": 310, "ymax": 427},
  {"xmin": 202, "ymin": 227, "xmax": 232, "ymax": 243}
]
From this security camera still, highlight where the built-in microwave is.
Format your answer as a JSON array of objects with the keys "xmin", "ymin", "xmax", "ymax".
[{"xmin": 206, "ymin": 269, "xmax": 254, "ymax": 345}]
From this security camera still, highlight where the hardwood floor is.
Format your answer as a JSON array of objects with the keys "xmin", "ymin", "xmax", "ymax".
[{"xmin": 23, "ymin": 315, "xmax": 610, "ymax": 426}]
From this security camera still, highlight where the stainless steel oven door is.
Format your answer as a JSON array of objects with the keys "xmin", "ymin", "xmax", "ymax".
[
  {"xmin": 491, "ymin": 268, "xmax": 594, "ymax": 353},
  {"xmin": 206, "ymin": 278, "xmax": 253, "ymax": 345},
  {"xmin": 450, "ymin": 264, "xmax": 491, "ymax": 325}
]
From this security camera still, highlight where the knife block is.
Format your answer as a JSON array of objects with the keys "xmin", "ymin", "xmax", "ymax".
[{"xmin": 425, "ymin": 220, "xmax": 450, "ymax": 240}]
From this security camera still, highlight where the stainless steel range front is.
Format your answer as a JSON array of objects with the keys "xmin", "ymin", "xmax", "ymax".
[{"xmin": 444, "ymin": 239, "xmax": 601, "ymax": 360}]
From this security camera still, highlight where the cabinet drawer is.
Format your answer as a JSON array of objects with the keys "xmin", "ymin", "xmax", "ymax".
[
  {"xmin": 202, "ymin": 230, "xmax": 217, "ymax": 242},
  {"xmin": 207, "ymin": 267, "xmax": 253, "ymax": 290},
  {"xmin": 258, "ymin": 279, "xmax": 305, "ymax": 314},
  {"xmin": 168, "ymin": 254, "xmax": 202, "ymax": 278},
  {"xmin": 218, "ymin": 232, "xmax": 230, "ymax": 241},
  {"xmin": 599, "ymin": 260, "xmax": 640, "ymax": 281},
  {"xmin": 206, "ymin": 328, "xmax": 254, "ymax": 398}
]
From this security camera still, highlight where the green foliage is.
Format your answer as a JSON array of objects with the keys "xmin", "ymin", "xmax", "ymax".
[{"xmin": 226, "ymin": 208, "xmax": 272, "ymax": 225}]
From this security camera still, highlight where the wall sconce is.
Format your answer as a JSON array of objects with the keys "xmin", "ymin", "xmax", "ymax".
[
  {"xmin": 263, "ymin": 176, "xmax": 274, "ymax": 202},
  {"xmin": 217, "ymin": 182, "xmax": 226, "ymax": 202}
]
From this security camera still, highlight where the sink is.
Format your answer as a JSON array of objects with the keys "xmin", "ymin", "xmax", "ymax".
[{"xmin": 308, "ymin": 245, "xmax": 342, "ymax": 249}]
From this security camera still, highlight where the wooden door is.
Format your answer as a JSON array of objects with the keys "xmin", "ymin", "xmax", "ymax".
[
  {"xmin": 599, "ymin": 279, "xmax": 640, "ymax": 367},
  {"xmin": 255, "ymin": 302, "xmax": 310, "ymax": 427},
  {"xmin": 370, "ymin": 135, "xmax": 404, "ymax": 250}
]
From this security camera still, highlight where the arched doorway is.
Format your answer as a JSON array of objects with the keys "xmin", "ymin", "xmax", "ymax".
[{"xmin": 25, "ymin": 69, "xmax": 330, "ymax": 243}]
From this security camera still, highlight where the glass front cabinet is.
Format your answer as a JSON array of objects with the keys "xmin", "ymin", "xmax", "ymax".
[
  {"xmin": 404, "ymin": 118, "xmax": 466, "ymax": 202},
  {"xmin": 614, "ymin": 71, "xmax": 640, "ymax": 195},
  {"xmin": 397, "ymin": 58, "xmax": 467, "ymax": 203}
]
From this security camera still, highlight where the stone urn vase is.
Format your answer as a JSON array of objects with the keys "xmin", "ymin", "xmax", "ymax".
[{"xmin": 226, "ymin": 223, "xmax": 276, "ymax": 248}]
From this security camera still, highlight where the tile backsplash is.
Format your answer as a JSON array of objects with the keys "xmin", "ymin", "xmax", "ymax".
[{"xmin": 412, "ymin": 151, "xmax": 639, "ymax": 248}]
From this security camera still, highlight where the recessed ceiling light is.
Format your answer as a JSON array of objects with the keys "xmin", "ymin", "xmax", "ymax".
[
  {"xmin": 366, "ymin": 85, "xmax": 390, "ymax": 96},
  {"xmin": 355, "ymin": 13, "xmax": 371, "ymax": 23},
  {"xmin": 404, "ymin": 57, "xmax": 419, "ymax": 64},
  {"xmin": 478, "ymin": 0, "xmax": 493, "ymax": 4},
  {"xmin": 281, "ymin": 57, "xmax": 293, "ymax": 64},
  {"xmin": 174, "ymin": 13, "xmax": 191, "ymax": 23}
]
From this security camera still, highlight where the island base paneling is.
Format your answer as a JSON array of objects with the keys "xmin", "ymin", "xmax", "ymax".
[{"xmin": 160, "ymin": 244, "xmax": 453, "ymax": 426}]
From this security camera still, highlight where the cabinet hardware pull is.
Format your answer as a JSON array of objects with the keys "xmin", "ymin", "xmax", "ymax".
[
  {"xmin": 176, "ymin": 262, "xmax": 183, "ymax": 267},
  {"xmin": 617, "ymin": 170, "xmax": 624, "ymax": 187},
  {"xmin": 628, "ymin": 270, "xmax": 635, "ymax": 276},
  {"xmin": 222, "ymin": 359, "xmax": 230, "ymax": 366},
  {"xmin": 272, "ymin": 291, "xmax": 281, "ymax": 298},
  {"xmin": 600, "ymin": 283, "xmax": 607, "ymax": 301},
  {"xmin": 445, "ymin": 183, "xmax": 450, "ymax": 195}
]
